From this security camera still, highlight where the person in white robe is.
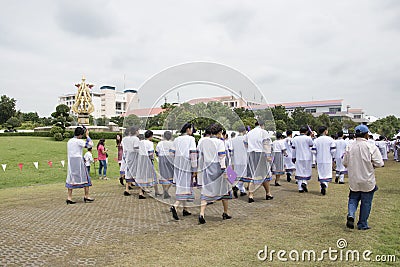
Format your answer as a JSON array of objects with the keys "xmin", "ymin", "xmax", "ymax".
[
  {"xmin": 334, "ymin": 131, "xmax": 348, "ymax": 184},
  {"xmin": 170, "ymin": 123, "xmax": 197, "ymax": 220},
  {"xmin": 313, "ymin": 126, "xmax": 336, "ymax": 195},
  {"xmin": 198, "ymin": 123, "xmax": 232, "ymax": 224},
  {"xmin": 291, "ymin": 126, "xmax": 314, "ymax": 193},
  {"xmin": 284, "ymin": 130, "xmax": 296, "ymax": 183},
  {"xmin": 272, "ymin": 132, "xmax": 287, "ymax": 186},
  {"xmin": 155, "ymin": 131, "xmax": 174, "ymax": 199},
  {"xmin": 122, "ymin": 127, "xmax": 140, "ymax": 197},
  {"xmin": 376, "ymin": 136, "xmax": 388, "ymax": 161},
  {"xmin": 244, "ymin": 121, "xmax": 273, "ymax": 203},
  {"xmin": 65, "ymin": 127, "xmax": 94, "ymax": 204},
  {"xmin": 136, "ymin": 130, "xmax": 158, "ymax": 199},
  {"xmin": 230, "ymin": 126, "xmax": 248, "ymax": 197}
]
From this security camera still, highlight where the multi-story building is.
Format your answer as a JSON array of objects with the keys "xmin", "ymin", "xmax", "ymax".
[{"xmin": 58, "ymin": 86, "xmax": 139, "ymax": 119}]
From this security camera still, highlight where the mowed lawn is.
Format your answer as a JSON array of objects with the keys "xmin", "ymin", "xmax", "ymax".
[
  {"xmin": 0, "ymin": 136, "xmax": 122, "ymax": 189},
  {"xmin": 0, "ymin": 136, "xmax": 398, "ymax": 266}
]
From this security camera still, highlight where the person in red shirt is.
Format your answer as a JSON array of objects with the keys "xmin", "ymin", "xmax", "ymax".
[{"xmin": 97, "ymin": 139, "xmax": 108, "ymax": 180}]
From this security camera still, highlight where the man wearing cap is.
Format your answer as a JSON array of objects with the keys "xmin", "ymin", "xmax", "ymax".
[{"xmin": 343, "ymin": 124, "xmax": 384, "ymax": 230}]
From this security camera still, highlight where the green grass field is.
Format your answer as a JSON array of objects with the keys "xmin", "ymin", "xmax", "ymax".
[
  {"xmin": 0, "ymin": 136, "xmax": 121, "ymax": 189},
  {"xmin": 0, "ymin": 136, "xmax": 398, "ymax": 266}
]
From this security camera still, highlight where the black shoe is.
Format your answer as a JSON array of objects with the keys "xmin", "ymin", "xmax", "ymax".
[
  {"xmin": 299, "ymin": 190, "xmax": 305, "ymax": 193},
  {"xmin": 248, "ymin": 197, "xmax": 255, "ymax": 203},
  {"xmin": 198, "ymin": 215, "xmax": 206, "ymax": 224},
  {"xmin": 346, "ymin": 216, "xmax": 355, "ymax": 229},
  {"xmin": 139, "ymin": 195, "xmax": 146, "ymax": 199},
  {"xmin": 66, "ymin": 199, "xmax": 76, "ymax": 205},
  {"xmin": 301, "ymin": 183, "xmax": 308, "ymax": 192},
  {"xmin": 321, "ymin": 183, "xmax": 326, "ymax": 196},
  {"xmin": 240, "ymin": 192, "xmax": 247, "ymax": 196},
  {"xmin": 335, "ymin": 177, "xmax": 339, "ymax": 183},
  {"xmin": 222, "ymin": 213, "xmax": 232, "ymax": 220},
  {"xmin": 128, "ymin": 185, "xmax": 133, "ymax": 190},
  {"xmin": 170, "ymin": 206, "xmax": 179, "ymax": 220},
  {"xmin": 286, "ymin": 173, "xmax": 291, "ymax": 182},
  {"xmin": 266, "ymin": 195, "xmax": 274, "ymax": 200},
  {"xmin": 358, "ymin": 226, "xmax": 371, "ymax": 230},
  {"xmin": 232, "ymin": 186, "xmax": 239, "ymax": 198},
  {"xmin": 183, "ymin": 209, "xmax": 192, "ymax": 216},
  {"xmin": 339, "ymin": 181, "xmax": 345, "ymax": 184},
  {"xmin": 123, "ymin": 191, "xmax": 131, "ymax": 196},
  {"xmin": 83, "ymin": 197, "xmax": 94, "ymax": 203},
  {"xmin": 206, "ymin": 201, "xmax": 214, "ymax": 205},
  {"xmin": 155, "ymin": 193, "xmax": 163, "ymax": 197},
  {"xmin": 275, "ymin": 182, "xmax": 281, "ymax": 186},
  {"xmin": 163, "ymin": 192, "xmax": 171, "ymax": 199},
  {"xmin": 119, "ymin": 177, "xmax": 124, "ymax": 186}
]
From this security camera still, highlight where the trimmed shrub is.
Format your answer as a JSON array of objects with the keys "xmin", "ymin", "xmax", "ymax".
[
  {"xmin": 63, "ymin": 132, "xmax": 71, "ymax": 139},
  {"xmin": 54, "ymin": 133, "xmax": 64, "ymax": 141},
  {"xmin": 50, "ymin": 126, "xmax": 64, "ymax": 136}
]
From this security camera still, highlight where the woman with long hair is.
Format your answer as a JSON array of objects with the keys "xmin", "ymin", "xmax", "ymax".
[{"xmin": 97, "ymin": 138, "xmax": 108, "ymax": 180}]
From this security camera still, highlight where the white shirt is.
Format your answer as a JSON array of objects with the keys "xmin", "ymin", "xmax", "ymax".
[
  {"xmin": 139, "ymin": 139, "xmax": 154, "ymax": 156},
  {"xmin": 284, "ymin": 137, "xmax": 294, "ymax": 159},
  {"xmin": 313, "ymin": 135, "xmax": 336, "ymax": 164},
  {"xmin": 67, "ymin": 138, "xmax": 87, "ymax": 158},
  {"xmin": 230, "ymin": 135, "xmax": 247, "ymax": 165},
  {"xmin": 291, "ymin": 134, "xmax": 314, "ymax": 161},
  {"xmin": 84, "ymin": 151, "xmax": 94, "ymax": 167},
  {"xmin": 245, "ymin": 126, "xmax": 271, "ymax": 153},
  {"xmin": 343, "ymin": 138, "xmax": 384, "ymax": 192},
  {"xmin": 197, "ymin": 137, "xmax": 225, "ymax": 163},
  {"xmin": 272, "ymin": 139, "xmax": 287, "ymax": 153},
  {"xmin": 122, "ymin": 135, "xmax": 139, "ymax": 152},
  {"xmin": 172, "ymin": 135, "xmax": 197, "ymax": 158},
  {"xmin": 335, "ymin": 138, "xmax": 347, "ymax": 159},
  {"xmin": 156, "ymin": 140, "xmax": 174, "ymax": 156}
]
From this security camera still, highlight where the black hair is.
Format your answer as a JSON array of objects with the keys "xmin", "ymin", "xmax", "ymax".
[
  {"xmin": 349, "ymin": 133, "xmax": 354, "ymax": 140},
  {"xmin": 355, "ymin": 131, "xmax": 366, "ymax": 138},
  {"xmin": 97, "ymin": 138, "xmax": 105, "ymax": 149},
  {"xmin": 276, "ymin": 132, "xmax": 283, "ymax": 139},
  {"xmin": 300, "ymin": 126, "xmax": 308, "ymax": 134},
  {"xmin": 337, "ymin": 131, "xmax": 344, "ymax": 138},
  {"xmin": 163, "ymin": 131, "xmax": 172, "ymax": 140},
  {"xmin": 210, "ymin": 123, "xmax": 223, "ymax": 135},
  {"xmin": 145, "ymin": 130, "xmax": 153, "ymax": 139},
  {"xmin": 379, "ymin": 135, "xmax": 385, "ymax": 141},
  {"xmin": 255, "ymin": 120, "xmax": 265, "ymax": 127},
  {"xmin": 180, "ymin": 123, "xmax": 193, "ymax": 134},
  {"xmin": 203, "ymin": 125, "xmax": 212, "ymax": 137},
  {"xmin": 74, "ymin": 127, "xmax": 85, "ymax": 137},
  {"xmin": 231, "ymin": 132, "xmax": 236, "ymax": 138},
  {"xmin": 318, "ymin": 126, "xmax": 327, "ymax": 135},
  {"xmin": 138, "ymin": 134, "xmax": 145, "ymax": 140},
  {"xmin": 116, "ymin": 133, "xmax": 122, "ymax": 145},
  {"xmin": 87, "ymin": 147, "xmax": 92, "ymax": 151},
  {"xmin": 286, "ymin": 130, "xmax": 293, "ymax": 136}
]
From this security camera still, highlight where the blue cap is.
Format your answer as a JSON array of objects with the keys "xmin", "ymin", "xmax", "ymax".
[{"xmin": 355, "ymin": 124, "xmax": 369, "ymax": 134}]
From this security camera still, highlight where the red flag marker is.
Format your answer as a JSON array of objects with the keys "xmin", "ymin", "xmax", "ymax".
[
  {"xmin": 18, "ymin": 163, "xmax": 23, "ymax": 171},
  {"xmin": 47, "ymin": 161, "xmax": 53, "ymax": 167}
]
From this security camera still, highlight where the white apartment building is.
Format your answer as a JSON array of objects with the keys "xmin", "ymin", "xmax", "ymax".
[{"xmin": 58, "ymin": 86, "xmax": 139, "ymax": 119}]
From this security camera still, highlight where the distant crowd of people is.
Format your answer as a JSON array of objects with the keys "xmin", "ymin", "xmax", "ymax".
[{"xmin": 65, "ymin": 121, "xmax": 395, "ymax": 229}]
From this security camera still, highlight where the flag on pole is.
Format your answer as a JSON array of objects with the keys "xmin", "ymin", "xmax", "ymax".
[
  {"xmin": 47, "ymin": 161, "xmax": 53, "ymax": 168},
  {"xmin": 1, "ymin": 164, "xmax": 6, "ymax": 172},
  {"xmin": 60, "ymin": 160, "xmax": 65, "ymax": 167},
  {"xmin": 18, "ymin": 163, "xmax": 23, "ymax": 171},
  {"xmin": 33, "ymin": 162, "xmax": 39, "ymax": 169}
]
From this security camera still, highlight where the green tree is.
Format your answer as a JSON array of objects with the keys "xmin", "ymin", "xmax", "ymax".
[
  {"xmin": 291, "ymin": 107, "xmax": 315, "ymax": 130},
  {"xmin": 0, "ymin": 95, "xmax": 17, "ymax": 125},
  {"xmin": 51, "ymin": 104, "xmax": 73, "ymax": 130},
  {"xmin": 6, "ymin": 116, "xmax": 21, "ymax": 129},
  {"xmin": 123, "ymin": 114, "xmax": 140, "ymax": 128},
  {"xmin": 22, "ymin": 112, "xmax": 40, "ymax": 122},
  {"xmin": 369, "ymin": 115, "xmax": 400, "ymax": 137}
]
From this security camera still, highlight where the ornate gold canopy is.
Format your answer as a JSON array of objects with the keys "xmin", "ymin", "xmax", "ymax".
[{"xmin": 72, "ymin": 76, "xmax": 94, "ymax": 124}]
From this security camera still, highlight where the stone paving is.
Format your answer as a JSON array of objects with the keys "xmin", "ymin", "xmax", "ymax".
[{"xmin": 0, "ymin": 181, "xmax": 283, "ymax": 266}]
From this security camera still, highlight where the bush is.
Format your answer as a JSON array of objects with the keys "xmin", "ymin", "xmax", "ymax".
[
  {"xmin": 50, "ymin": 126, "xmax": 64, "ymax": 136},
  {"xmin": 0, "ymin": 131, "xmax": 53, "ymax": 137},
  {"xmin": 54, "ymin": 133, "xmax": 64, "ymax": 141},
  {"xmin": 63, "ymin": 132, "xmax": 71, "ymax": 139}
]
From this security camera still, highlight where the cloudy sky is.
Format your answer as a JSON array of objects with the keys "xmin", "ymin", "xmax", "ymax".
[{"xmin": 1, "ymin": 0, "xmax": 399, "ymax": 117}]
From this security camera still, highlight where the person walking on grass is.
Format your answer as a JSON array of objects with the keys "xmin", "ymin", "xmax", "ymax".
[
  {"xmin": 312, "ymin": 126, "xmax": 336, "ymax": 196},
  {"xmin": 284, "ymin": 130, "xmax": 296, "ymax": 183},
  {"xmin": 66, "ymin": 127, "xmax": 94, "ymax": 204},
  {"xmin": 334, "ymin": 131, "xmax": 348, "ymax": 184},
  {"xmin": 155, "ymin": 131, "xmax": 175, "ymax": 199},
  {"xmin": 84, "ymin": 147, "xmax": 94, "ymax": 175},
  {"xmin": 197, "ymin": 123, "xmax": 232, "ymax": 224},
  {"xmin": 271, "ymin": 131, "xmax": 287, "ymax": 186},
  {"xmin": 122, "ymin": 127, "xmax": 140, "ymax": 197},
  {"xmin": 343, "ymin": 124, "xmax": 384, "ymax": 230},
  {"xmin": 97, "ymin": 138, "xmax": 108, "ymax": 180},
  {"xmin": 291, "ymin": 126, "xmax": 314, "ymax": 193},
  {"xmin": 116, "ymin": 133, "xmax": 125, "ymax": 186}
]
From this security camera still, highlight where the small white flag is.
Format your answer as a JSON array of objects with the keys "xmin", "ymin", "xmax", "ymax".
[
  {"xmin": 60, "ymin": 160, "xmax": 65, "ymax": 167},
  {"xmin": 1, "ymin": 164, "xmax": 6, "ymax": 172},
  {"xmin": 33, "ymin": 162, "xmax": 39, "ymax": 169}
]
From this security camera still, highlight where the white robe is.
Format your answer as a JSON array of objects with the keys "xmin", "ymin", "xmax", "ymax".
[
  {"xmin": 230, "ymin": 135, "xmax": 248, "ymax": 178},
  {"xmin": 284, "ymin": 137, "xmax": 296, "ymax": 171},
  {"xmin": 66, "ymin": 137, "xmax": 92, "ymax": 188},
  {"xmin": 334, "ymin": 138, "xmax": 347, "ymax": 174},
  {"xmin": 313, "ymin": 135, "xmax": 336, "ymax": 182},
  {"xmin": 136, "ymin": 139, "xmax": 156, "ymax": 187},
  {"xmin": 291, "ymin": 134, "xmax": 314, "ymax": 180}
]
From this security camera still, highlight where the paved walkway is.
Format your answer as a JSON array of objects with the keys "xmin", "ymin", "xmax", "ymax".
[{"xmin": 0, "ymin": 181, "xmax": 281, "ymax": 266}]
